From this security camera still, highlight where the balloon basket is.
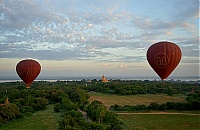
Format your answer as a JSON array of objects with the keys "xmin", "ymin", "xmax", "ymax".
[
  {"xmin": 26, "ymin": 84, "xmax": 30, "ymax": 89},
  {"xmin": 162, "ymin": 80, "xmax": 165, "ymax": 86}
]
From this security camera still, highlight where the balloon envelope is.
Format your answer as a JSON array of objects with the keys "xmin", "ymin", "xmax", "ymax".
[
  {"xmin": 16, "ymin": 59, "xmax": 41, "ymax": 88},
  {"xmin": 146, "ymin": 41, "xmax": 182, "ymax": 80}
]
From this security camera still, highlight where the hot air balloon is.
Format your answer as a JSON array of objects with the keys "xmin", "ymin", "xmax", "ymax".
[
  {"xmin": 16, "ymin": 59, "xmax": 41, "ymax": 88},
  {"xmin": 146, "ymin": 41, "xmax": 182, "ymax": 81}
]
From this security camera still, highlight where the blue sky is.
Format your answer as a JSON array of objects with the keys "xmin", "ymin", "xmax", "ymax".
[{"xmin": 0, "ymin": 0, "xmax": 199, "ymax": 79}]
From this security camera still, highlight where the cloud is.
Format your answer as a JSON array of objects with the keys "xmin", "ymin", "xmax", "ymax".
[
  {"xmin": 119, "ymin": 55, "xmax": 146, "ymax": 63},
  {"xmin": 179, "ymin": 39, "xmax": 199, "ymax": 57},
  {"xmin": 0, "ymin": 0, "xmax": 198, "ymax": 65},
  {"xmin": 165, "ymin": 31, "xmax": 172, "ymax": 36},
  {"xmin": 102, "ymin": 63, "xmax": 109, "ymax": 67},
  {"xmin": 0, "ymin": 1, "xmax": 44, "ymax": 30},
  {"xmin": 131, "ymin": 15, "xmax": 176, "ymax": 30},
  {"xmin": 120, "ymin": 64, "xmax": 127, "ymax": 69},
  {"xmin": 171, "ymin": 0, "xmax": 199, "ymax": 21}
]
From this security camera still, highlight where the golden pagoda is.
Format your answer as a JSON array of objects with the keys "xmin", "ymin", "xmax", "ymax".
[
  {"xmin": 4, "ymin": 97, "xmax": 9, "ymax": 105},
  {"xmin": 0, "ymin": 97, "xmax": 9, "ymax": 107},
  {"xmin": 102, "ymin": 75, "xmax": 108, "ymax": 82}
]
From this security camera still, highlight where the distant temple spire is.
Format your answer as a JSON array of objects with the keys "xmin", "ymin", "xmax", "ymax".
[
  {"xmin": 102, "ymin": 75, "xmax": 108, "ymax": 82},
  {"xmin": 4, "ymin": 97, "xmax": 9, "ymax": 105},
  {"xmin": 0, "ymin": 97, "xmax": 9, "ymax": 107}
]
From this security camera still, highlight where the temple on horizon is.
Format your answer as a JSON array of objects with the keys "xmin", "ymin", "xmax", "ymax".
[
  {"xmin": 102, "ymin": 75, "xmax": 108, "ymax": 82},
  {"xmin": 0, "ymin": 97, "xmax": 9, "ymax": 107}
]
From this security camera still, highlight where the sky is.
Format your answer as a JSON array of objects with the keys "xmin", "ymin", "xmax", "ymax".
[{"xmin": 0, "ymin": 0, "xmax": 199, "ymax": 79}]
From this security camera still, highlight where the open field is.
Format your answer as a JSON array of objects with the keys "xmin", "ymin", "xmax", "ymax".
[
  {"xmin": 88, "ymin": 92, "xmax": 186, "ymax": 108},
  {"xmin": 0, "ymin": 105, "xmax": 62, "ymax": 130},
  {"xmin": 118, "ymin": 113, "xmax": 200, "ymax": 130}
]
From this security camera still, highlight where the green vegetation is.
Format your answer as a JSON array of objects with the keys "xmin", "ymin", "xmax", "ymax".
[
  {"xmin": 118, "ymin": 114, "xmax": 200, "ymax": 130},
  {"xmin": 110, "ymin": 101, "xmax": 198, "ymax": 112},
  {"xmin": 89, "ymin": 92, "xmax": 185, "ymax": 108},
  {"xmin": 110, "ymin": 93, "xmax": 200, "ymax": 112},
  {"xmin": 82, "ymin": 80, "xmax": 199, "ymax": 95},
  {"xmin": 0, "ymin": 105, "xmax": 62, "ymax": 130},
  {"xmin": 0, "ymin": 80, "xmax": 199, "ymax": 130},
  {"xmin": 86, "ymin": 100, "xmax": 126, "ymax": 129},
  {"xmin": 0, "ymin": 81, "xmax": 126, "ymax": 129}
]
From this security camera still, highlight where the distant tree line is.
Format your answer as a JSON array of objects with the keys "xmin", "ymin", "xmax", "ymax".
[
  {"xmin": 110, "ymin": 93, "xmax": 200, "ymax": 112},
  {"xmin": 82, "ymin": 80, "xmax": 199, "ymax": 96}
]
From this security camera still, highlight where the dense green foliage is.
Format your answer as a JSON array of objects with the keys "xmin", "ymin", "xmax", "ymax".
[
  {"xmin": 0, "ymin": 80, "xmax": 199, "ymax": 129},
  {"xmin": 82, "ymin": 80, "xmax": 199, "ymax": 95},
  {"xmin": 86, "ymin": 100, "xmax": 126, "ymax": 130},
  {"xmin": 0, "ymin": 105, "xmax": 62, "ymax": 130},
  {"xmin": 0, "ymin": 81, "xmax": 125, "ymax": 129},
  {"xmin": 0, "ymin": 84, "xmax": 50, "ymax": 124},
  {"xmin": 186, "ymin": 93, "xmax": 200, "ymax": 110},
  {"xmin": 59, "ymin": 110, "xmax": 107, "ymax": 130}
]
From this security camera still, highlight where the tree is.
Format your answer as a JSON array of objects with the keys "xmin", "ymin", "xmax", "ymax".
[
  {"xmin": 167, "ymin": 86, "xmax": 174, "ymax": 96},
  {"xmin": 86, "ymin": 100, "xmax": 106, "ymax": 123},
  {"xmin": 66, "ymin": 88, "xmax": 89, "ymax": 109},
  {"xmin": 166, "ymin": 102, "xmax": 177, "ymax": 110},
  {"xmin": 149, "ymin": 102, "xmax": 160, "ymax": 110},
  {"xmin": 54, "ymin": 103, "xmax": 60, "ymax": 112},
  {"xmin": 0, "ymin": 103, "xmax": 20, "ymax": 121},
  {"xmin": 59, "ymin": 110, "xmax": 85, "ymax": 130},
  {"xmin": 13, "ymin": 98, "xmax": 26, "ymax": 106},
  {"xmin": 61, "ymin": 98, "xmax": 78, "ymax": 111},
  {"xmin": 49, "ymin": 90, "xmax": 63, "ymax": 103},
  {"xmin": 34, "ymin": 97, "xmax": 48, "ymax": 110},
  {"xmin": 103, "ymin": 111, "xmax": 126, "ymax": 130},
  {"xmin": 0, "ymin": 116, "xmax": 4, "ymax": 124},
  {"xmin": 21, "ymin": 106, "xmax": 34, "ymax": 114},
  {"xmin": 159, "ymin": 103, "xmax": 167, "ymax": 110},
  {"xmin": 96, "ymin": 105, "xmax": 106, "ymax": 124},
  {"xmin": 186, "ymin": 93, "xmax": 200, "ymax": 110}
]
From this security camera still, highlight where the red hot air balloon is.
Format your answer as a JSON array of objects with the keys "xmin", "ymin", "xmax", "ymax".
[
  {"xmin": 16, "ymin": 59, "xmax": 41, "ymax": 88},
  {"xmin": 147, "ymin": 41, "xmax": 182, "ymax": 81}
]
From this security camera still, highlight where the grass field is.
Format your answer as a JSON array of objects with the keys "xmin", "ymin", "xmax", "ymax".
[
  {"xmin": 88, "ymin": 92, "xmax": 186, "ymax": 108},
  {"xmin": 0, "ymin": 105, "xmax": 62, "ymax": 130},
  {"xmin": 118, "ymin": 114, "xmax": 200, "ymax": 130}
]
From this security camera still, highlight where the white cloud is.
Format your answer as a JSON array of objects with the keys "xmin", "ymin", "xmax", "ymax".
[{"xmin": 0, "ymin": 0, "xmax": 198, "ymax": 65}]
